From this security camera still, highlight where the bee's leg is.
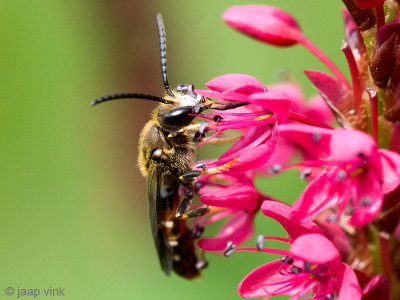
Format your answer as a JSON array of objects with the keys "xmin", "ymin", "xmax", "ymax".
[
  {"xmin": 180, "ymin": 206, "xmax": 210, "ymax": 219},
  {"xmin": 175, "ymin": 158, "xmax": 237, "ymax": 219},
  {"xmin": 179, "ymin": 158, "xmax": 238, "ymax": 182},
  {"xmin": 175, "ymin": 179, "xmax": 195, "ymax": 218},
  {"xmin": 168, "ymin": 123, "xmax": 203, "ymax": 139},
  {"xmin": 178, "ymin": 205, "xmax": 225, "ymax": 220}
]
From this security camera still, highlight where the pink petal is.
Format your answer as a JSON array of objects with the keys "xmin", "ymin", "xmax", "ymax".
[
  {"xmin": 335, "ymin": 264, "xmax": 362, "ymax": 300},
  {"xmin": 249, "ymin": 91, "xmax": 291, "ymax": 123},
  {"xmin": 195, "ymin": 89, "xmax": 249, "ymax": 102},
  {"xmin": 354, "ymin": 0, "xmax": 385, "ymax": 9},
  {"xmin": 267, "ymin": 83, "xmax": 304, "ymax": 111},
  {"xmin": 257, "ymin": 138, "xmax": 297, "ymax": 175},
  {"xmin": 229, "ymin": 136, "xmax": 277, "ymax": 172},
  {"xmin": 330, "ymin": 128, "xmax": 377, "ymax": 162},
  {"xmin": 205, "ymin": 73, "xmax": 267, "ymax": 93},
  {"xmin": 290, "ymin": 234, "xmax": 340, "ymax": 265},
  {"xmin": 348, "ymin": 170, "xmax": 383, "ymax": 226},
  {"xmin": 304, "ymin": 70, "xmax": 350, "ymax": 107},
  {"xmin": 278, "ymin": 124, "xmax": 332, "ymax": 159},
  {"xmin": 220, "ymin": 126, "xmax": 266, "ymax": 159},
  {"xmin": 318, "ymin": 213, "xmax": 352, "ymax": 258},
  {"xmin": 379, "ymin": 149, "xmax": 400, "ymax": 193},
  {"xmin": 261, "ymin": 200, "xmax": 321, "ymax": 239},
  {"xmin": 223, "ymin": 5, "xmax": 303, "ymax": 47},
  {"xmin": 200, "ymin": 184, "xmax": 258, "ymax": 211},
  {"xmin": 215, "ymin": 129, "xmax": 277, "ymax": 172},
  {"xmin": 291, "ymin": 168, "xmax": 347, "ymax": 222},
  {"xmin": 198, "ymin": 211, "xmax": 255, "ymax": 251},
  {"xmin": 238, "ymin": 260, "xmax": 304, "ymax": 298},
  {"xmin": 303, "ymin": 94, "xmax": 334, "ymax": 125}
]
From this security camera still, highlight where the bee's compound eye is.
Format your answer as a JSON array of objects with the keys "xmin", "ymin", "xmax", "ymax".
[{"xmin": 161, "ymin": 106, "xmax": 195, "ymax": 127}]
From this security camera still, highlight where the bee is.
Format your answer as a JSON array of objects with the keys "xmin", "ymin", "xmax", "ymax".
[{"xmin": 92, "ymin": 14, "xmax": 246, "ymax": 279}]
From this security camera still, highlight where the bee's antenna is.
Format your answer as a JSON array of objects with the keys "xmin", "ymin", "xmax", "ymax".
[
  {"xmin": 157, "ymin": 13, "xmax": 175, "ymax": 97},
  {"xmin": 91, "ymin": 93, "xmax": 171, "ymax": 106}
]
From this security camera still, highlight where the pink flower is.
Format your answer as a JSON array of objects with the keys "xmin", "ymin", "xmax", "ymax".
[
  {"xmin": 222, "ymin": 5, "xmax": 302, "ymax": 46},
  {"xmin": 261, "ymin": 200, "xmax": 322, "ymax": 239},
  {"xmin": 195, "ymin": 74, "xmax": 287, "ymax": 172},
  {"xmin": 222, "ymin": 5, "xmax": 349, "ymax": 87},
  {"xmin": 238, "ymin": 234, "xmax": 361, "ymax": 299},
  {"xmin": 195, "ymin": 171, "xmax": 263, "ymax": 251},
  {"xmin": 196, "ymin": 74, "xmax": 332, "ymax": 172},
  {"xmin": 256, "ymin": 83, "xmax": 334, "ymax": 175},
  {"xmin": 291, "ymin": 128, "xmax": 400, "ymax": 226}
]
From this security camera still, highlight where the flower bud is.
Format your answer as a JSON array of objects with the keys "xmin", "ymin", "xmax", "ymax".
[{"xmin": 222, "ymin": 5, "xmax": 303, "ymax": 46}]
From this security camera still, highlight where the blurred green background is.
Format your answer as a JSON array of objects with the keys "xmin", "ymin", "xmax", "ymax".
[{"xmin": 1, "ymin": 1, "xmax": 345, "ymax": 299}]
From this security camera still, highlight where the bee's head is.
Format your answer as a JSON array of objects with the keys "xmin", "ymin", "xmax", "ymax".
[{"xmin": 157, "ymin": 84, "xmax": 210, "ymax": 131}]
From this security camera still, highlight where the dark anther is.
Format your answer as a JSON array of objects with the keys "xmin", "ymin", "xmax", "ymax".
[
  {"xmin": 304, "ymin": 261, "xmax": 312, "ymax": 272},
  {"xmin": 327, "ymin": 213, "xmax": 338, "ymax": 222},
  {"xmin": 345, "ymin": 203, "xmax": 354, "ymax": 215},
  {"xmin": 196, "ymin": 260, "xmax": 208, "ymax": 270},
  {"xmin": 312, "ymin": 131, "xmax": 321, "ymax": 143},
  {"xmin": 256, "ymin": 235, "xmax": 264, "ymax": 251},
  {"xmin": 191, "ymin": 225, "xmax": 204, "ymax": 239},
  {"xmin": 337, "ymin": 169, "xmax": 346, "ymax": 181},
  {"xmin": 268, "ymin": 164, "xmax": 282, "ymax": 174},
  {"xmin": 300, "ymin": 168, "xmax": 312, "ymax": 181},
  {"xmin": 281, "ymin": 256, "xmax": 293, "ymax": 264},
  {"xmin": 213, "ymin": 115, "xmax": 223, "ymax": 123},
  {"xmin": 361, "ymin": 196, "xmax": 372, "ymax": 207},
  {"xmin": 357, "ymin": 152, "xmax": 367, "ymax": 163},
  {"xmin": 196, "ymin": 162, "xmax": 207, "ymax": 170},
  {"xmin": 290, "ymin": 266, "xmax": 301, "ymax": 274},
  {"xmin": 224, "ymin": 241, "xmax": 236, "ymax": 257},
  {"xmin": 194, "ymin": 181, "xmax": 203, "ymax": 193},
  {"xmin": 325, "ymin": 294, "xmax": 334, "ymax": 300}
]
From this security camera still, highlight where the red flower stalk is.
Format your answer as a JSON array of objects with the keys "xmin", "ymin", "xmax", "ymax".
[{"xmin": 222, "ymin": 5, "xmax": 350, "ymax": 88}]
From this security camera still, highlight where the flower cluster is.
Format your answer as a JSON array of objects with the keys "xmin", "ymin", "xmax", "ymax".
[{"xmin": 191, "ymin": 1, "xmax": 400, "ymax": 299}]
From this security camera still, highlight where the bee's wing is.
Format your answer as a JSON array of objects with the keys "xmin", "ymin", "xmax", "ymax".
[{"xmin": 146, "ymin": 162, "xmax": 173, "ymax": 275}]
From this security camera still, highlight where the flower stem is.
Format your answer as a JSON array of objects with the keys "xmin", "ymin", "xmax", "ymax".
[
  {"xmin": 236, "ymin": 247, "xmax": 290, "ymax": 256},
  {"xmin": 368, "ymin": 88, "xmax": 379, "ymax": 143},
  {"xmin": 376, "ymin": 4, "xmax": 385, "ymax": 29},
  {"xmin": 378, "ymin": 232, "xmax": 393, "ymax": 283},
  {"xmin": 342, "ymin": 40, "xmax": 363, "ymax": 113},
  {"xmin": 300, "ymin": 36, "xmax": 350, "ymax": 88},
  {"xmin": 288, "ymin": 111, "xmax": 333, "ymax": 129}
]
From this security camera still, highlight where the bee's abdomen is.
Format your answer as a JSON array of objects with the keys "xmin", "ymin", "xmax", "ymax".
[{"xmin": 161, "ymin": 213, "xmax": 200, "ymax": 279}]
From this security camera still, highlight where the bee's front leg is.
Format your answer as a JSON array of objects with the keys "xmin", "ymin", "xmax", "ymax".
[
  {"xmin": 175, "ymin": 158, "xmax": 238, "ymax": 219},
  {"xmin": 175, "ymin": 177, "xmax": 195, "ymax": 218}
]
